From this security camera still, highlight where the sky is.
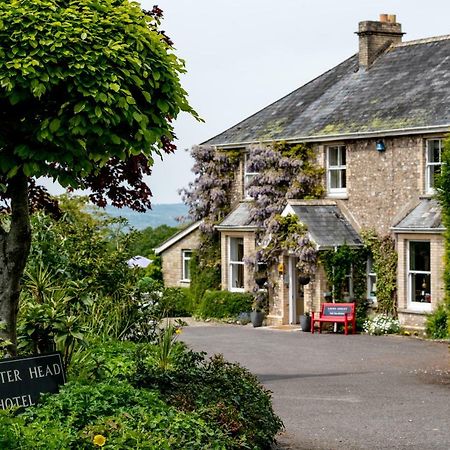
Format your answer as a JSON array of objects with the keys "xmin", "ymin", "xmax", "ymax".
[{"xmin": 46, "ymin": 0, "xmax": 450, "ymax": 203}]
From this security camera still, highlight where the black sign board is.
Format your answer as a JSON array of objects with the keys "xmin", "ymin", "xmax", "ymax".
[
  {"xmin": 0, "ymin": 352, "xmax": 65, "ymax": 410},
  {"xmin": 323, "ymin": 305, "xmax": 353, "ymax": 316}
]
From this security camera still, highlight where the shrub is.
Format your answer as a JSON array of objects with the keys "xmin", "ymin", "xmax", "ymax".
[
  {"xmin": 161, "ymin": 287, "xmax": 193, "ymax": 317},
  {"xmin": 363, "ymin": 314, "xmax": 400, "ymax": 335},
  {"xmin": 426, "ymin": 303, "xmax": 449, "ymax": 339},
  {"xmin": 134, "ymin": 349, "xmax": 284, "ymax": 449},
  {"xmin": 0, "ymin": 381, "xmax": 230, "ymax": 449},
  {"xmin": 189, "ymin": 251, "xmax": 221, "ymax": 305},
  {"xmin": 196, "ymin": 290, "xmax": 253, "ymax": 319}
]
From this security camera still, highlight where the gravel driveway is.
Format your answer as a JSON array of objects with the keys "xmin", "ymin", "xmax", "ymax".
[{"xmin": 180, "ymin": 324, "xmax": 450, "ymax": 450}]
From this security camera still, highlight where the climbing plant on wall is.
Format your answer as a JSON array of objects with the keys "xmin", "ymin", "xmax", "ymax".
[
  {"xmin": 362, "ymin": 231, "xmax": 397, "ymax": 315},
  {"xmin": 435, "ymin": 136, "xmax": 450, "ymax": 336},
  {"xmin": 180, "ymin": 146, "xmax": 240, "ymax": 298},
  {"xmin": 246, "ymin": 142, "xmax": 325, "ymax": 226},
  {"xmin": 320, "ymin": 244, "xmax": 368, "ymax": 301},
  {"xmin": 255, "ymin": 214, "xmax": 318, "ymax": 277}
]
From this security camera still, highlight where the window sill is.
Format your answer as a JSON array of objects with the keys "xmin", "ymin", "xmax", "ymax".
[
  {"xmin": 398, "ymin": 308, "xmax": 431, "ymax": 315},
  {"xmin": 180, "ymin": 279, "xmax": 191, "ymax": 284},
  {"xmin": 326, "ymin": 193, "xmax": 348, "ymax": 200}
]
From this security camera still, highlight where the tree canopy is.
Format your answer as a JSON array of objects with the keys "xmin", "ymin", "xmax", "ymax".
[
  {"xmin": 0, "ymin": 0, "xmax": 197, "ymax": 354},
  {"xmin": 0, "ymin": 0, "xmax": 196, "ymax": 210}
]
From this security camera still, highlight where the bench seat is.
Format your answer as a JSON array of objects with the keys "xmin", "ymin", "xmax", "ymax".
[{"xmin": 311, "ymin": 302, "xmax": 356, "ymax": 335}]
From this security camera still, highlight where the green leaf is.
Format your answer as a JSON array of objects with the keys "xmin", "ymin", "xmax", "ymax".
[
  {"xmin": 49, "ymin": 118, "xmax": 60, "ymax": 133},
  {"xmin": 110, "ymin": 83, "xmax": 120, "ymax": 92},
  {"xmin": 157, "ymin": 99, "xmax": 169, "ymax": 114},
  {"xmin": 74, "ymin": 102, "xmax": 86, "ymax": 114},
  {"xmin": 95, "ymin": 106, "xmax": 102, "ymax": 118}
]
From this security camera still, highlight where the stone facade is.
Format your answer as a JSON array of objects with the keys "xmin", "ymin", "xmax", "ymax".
[
  {"xmin": 160, "ymin": 229, "xmax": 201, "ymax": 288},
  {"xmin": 220, "ymin": 134, "xmax": 444, "ymax": 328}
]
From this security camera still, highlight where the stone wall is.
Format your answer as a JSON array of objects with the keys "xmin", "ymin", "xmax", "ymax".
[
  {"xmin": 161, "ymin": 229, "xmax": 201, "ymax": 288},
  {"xmin": 331, "ymin": 136, "xmax": 425, "ymax": 235}
]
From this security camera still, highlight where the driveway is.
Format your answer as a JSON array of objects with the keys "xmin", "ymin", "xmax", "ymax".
[{"xmin": 180, "ymin": 324, "xmax": 450, "ymax": 450}]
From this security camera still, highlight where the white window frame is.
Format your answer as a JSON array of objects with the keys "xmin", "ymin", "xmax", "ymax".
[
  {"xmin": 425, "ymin": 139, "xmax": 443, "ymax": 194},
  {"xmin": 244, "ymin": 153, "xmax": 258, "ymax": 199},
  {"xmin": 327, "ymin": 145, "xmax": 347, "ymax": 195},
  {"xmin": 407, "ymin": 240, "xmax": 432, "ymax": 312},
  {"xmin": 181, "ymin": 250, "xmax": 192, "ymax": 282},
  {"xmin": 367, "ymin": 257, "xmax": 377, "ymax": 306},
  {"xmin": 229, "ymin": 237, "xmax": 245, "ymax": 292}
]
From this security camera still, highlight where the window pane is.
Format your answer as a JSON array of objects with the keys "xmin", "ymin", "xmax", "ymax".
[
  {"xmin": 340, "ymin": 147, "xmax": 346, "ymax": 165},
  {"xmin": 428, "ymin": 165, "xmax": 441, "ymax": 190},
  {"xmin": 230, "ymin": 238, "xmax": 244, "ymax": 262},
  {"xmin": 231, "ymin": 264, "xmax": 244, "ymax": 289},
  {"xmin": 184, "ymin": 259, "xmax": 190, "ymax": 280},
  {"xmin": 328, "ymin": 147, "xmax": 338, "ymax": 166},
  {"xmin": 329, "ymin": 169, "xmax": 339, "ymax": 189},
  {"xmin": 428, "ymin": 140, "xmax": 441, "ymax": 163},
  {"xmin": 409, "ymin": 241, "xmax": 430, "ymax": 272},
  {"xmin": 340, "ymin": 169, "xmax": 346, "ymax": 188},
  {"xmin": 410, "ymin": 273, "xmax": 431, "ymax": 303}
]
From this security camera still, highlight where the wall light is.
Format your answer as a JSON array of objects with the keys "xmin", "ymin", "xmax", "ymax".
[{"xmin": 376, "ymin": 140, "xmax": 386, "ymax": 152}]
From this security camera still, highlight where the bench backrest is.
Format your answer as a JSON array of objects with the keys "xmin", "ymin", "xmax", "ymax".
[{"xmin": 321, "ymin": 302, "xmax": 355, "ymax": 318}]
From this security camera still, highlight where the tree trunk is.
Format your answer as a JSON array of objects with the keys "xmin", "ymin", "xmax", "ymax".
[{"xmin": 0, "ymin": 173, "xmax": 31, "ymax": 356}]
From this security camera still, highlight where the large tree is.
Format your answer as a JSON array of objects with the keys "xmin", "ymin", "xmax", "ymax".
[{"xmin": 0, "ymin": 0, "xmax": 197, "ymax": 354}]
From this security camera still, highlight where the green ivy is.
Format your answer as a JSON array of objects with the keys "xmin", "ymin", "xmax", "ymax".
[
  {"xmin": 436, "ymin": 136, "xmax": 450, "ymax": 337},
  {"xmin": 362, "ymin": 231, "xmax": 397, "ymax": 315}
]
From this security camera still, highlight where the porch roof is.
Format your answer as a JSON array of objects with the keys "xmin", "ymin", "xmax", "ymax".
[
  {"xmin": 392, "ymin": 198, "xmax": 445, "ymax": 232},
  {"xmin": 215, "ymin": 202, "xmax": 259, "ymax": 230},
  {"xmin": 282, "ymin": 201, "xmax": 362, "ymax": 249}
]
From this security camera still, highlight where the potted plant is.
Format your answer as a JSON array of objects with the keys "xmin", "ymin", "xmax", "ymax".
[
  {"xmin": 299, "ymin": 299, "xmax": 312, "ymax": 332},
  {"xmin": 299, "ymin": 312, "xmax": 311, "ymax": 332},
  {"xmin": 251, "ymin": 290, "xmax": 268, "ymax": 327}
]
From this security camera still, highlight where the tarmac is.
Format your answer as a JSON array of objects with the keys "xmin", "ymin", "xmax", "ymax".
[{"xmin": 180, "ymin": 322, "xmax": 450, "ymax": 450}]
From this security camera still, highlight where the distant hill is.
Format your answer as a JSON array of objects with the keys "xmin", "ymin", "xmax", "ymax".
[{"xmin": 104, "ymin": 203, "xmax": 189, "ymax": 230}]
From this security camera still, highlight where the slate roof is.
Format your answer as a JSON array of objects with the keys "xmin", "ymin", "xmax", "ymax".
[
  {"xmin": 283, "ymin": 202, "xmax": 362, "ymax": 249},
  {"xmin": 205, "ymin": 36, "xmax": 450, "ymax": 146},
  {"xmin": 392, "ymin": 198, "xmax": 445, "ymax": 231},
  {"xmin": 216, "ymin": 202, "xmax": 258, "ymax": 229}
]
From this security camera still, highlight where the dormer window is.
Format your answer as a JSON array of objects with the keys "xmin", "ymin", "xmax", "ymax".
[
  {"xmin": 426, "ymin": 139, "xmax": 442, "ymax": 194},
  {"xmin": 327, "ymin": 145, "xmax": 347, "ymax": 195},
  {"xmin": 244, "ymin": 153, "xmax": 258, "ymax": 199}
]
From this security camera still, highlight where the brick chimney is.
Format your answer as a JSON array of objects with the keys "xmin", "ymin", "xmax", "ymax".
[{"xmin": 357, "ymin": 14, "xmax": 404, "ymax": 69}]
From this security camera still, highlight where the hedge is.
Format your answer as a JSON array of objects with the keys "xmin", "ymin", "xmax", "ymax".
[{"xmin": 196, "ymin": 290, "xmax": 253, "ymax": 319}]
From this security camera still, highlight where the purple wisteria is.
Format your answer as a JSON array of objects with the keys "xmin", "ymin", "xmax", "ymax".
[{"xmin": 179, "ymin": 145, "xmax": 240, "ymax": 234}]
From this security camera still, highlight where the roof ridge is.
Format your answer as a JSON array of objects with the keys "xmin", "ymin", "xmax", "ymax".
[{"xmin": 396, "ymin": 34, "xmax": 450, "ymax": 47}]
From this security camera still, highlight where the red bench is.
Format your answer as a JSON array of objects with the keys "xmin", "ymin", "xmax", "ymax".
[{"xmin": 311, "ymin": 302, "xmax": 356, "ymax": 335}]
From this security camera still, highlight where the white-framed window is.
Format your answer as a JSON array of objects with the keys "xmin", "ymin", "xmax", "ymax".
[
  {"xmin": 408, "ymin": 241, "xmax": 432, "ymax": 312},
  {"xmin": 426, "ymin": 139, "xmax": 443, "ymax": 194},
  {"xmin": 327, "ymin": 145, "xmax": 347, "ymax": 195},
  {"xmin": 181, "ymin": 250, "xmax": 192, "ymax": 282},
  {"xmin": 229, "ymin": 237, "xmax": 244, "ymax": 291},
  {"xmin": 244, "ymin": 153, "xmax": 259, "ymax": 199},
  {"xmin": 367, "ymin": 257, "xmax": 377, "ymax": 305}
]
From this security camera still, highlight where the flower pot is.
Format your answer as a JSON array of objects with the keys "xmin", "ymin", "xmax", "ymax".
[
  {"xmin": 250, "ymin": 311, "xmax": 265, "ymax": 327},
  {"xmin": 255, "ymin": 276, "xmax": 268, "ymax": 289},
  {"xmin": 298, "ymin": 275, "xmax": 311, "ymax": 285},
  {"xmin": 299, "ymin": 314, "xmax": 311, "ymax": 332}
]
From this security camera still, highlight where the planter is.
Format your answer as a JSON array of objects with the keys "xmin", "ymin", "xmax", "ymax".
[
  {"xmin": 255, "ymin": 276, "xmax": 268, "ymax": 289},
  {"xmin": 299, "ymin": 314, "xmax": 311, "ymax": 332},
  {"xmin": 250, "ymin": 311, "xmax": 265, "ymax": 327},
  {"xmin": 298, "ymin": 275, "xmax": 311, "ymax": 285}
]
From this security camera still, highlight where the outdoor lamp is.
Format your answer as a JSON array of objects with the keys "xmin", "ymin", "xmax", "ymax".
[{"xmin": 376, "ymin": 140, "xmax": 386, "ymax": 152}]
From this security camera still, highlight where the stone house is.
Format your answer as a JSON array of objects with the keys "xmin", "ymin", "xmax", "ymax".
[{"xmin": 158, "ymin": 15, "xmax": 450, "ymax": 329}]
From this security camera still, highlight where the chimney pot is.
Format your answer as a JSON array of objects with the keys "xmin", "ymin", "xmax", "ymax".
[
  {"xmin": 379, "ymin": 14, "xmax": 388, "ymax": 22},
  {"xmin": 388, "ymin": 14, "xmax": 396, "ymax": 23}
]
